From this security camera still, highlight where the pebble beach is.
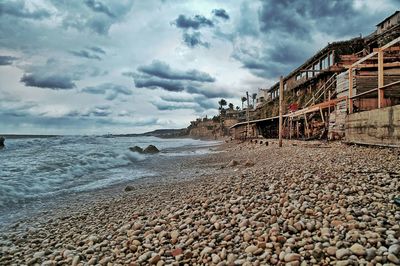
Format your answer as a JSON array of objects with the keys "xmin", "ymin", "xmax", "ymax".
[{"xmin": 1, "ymin": 140, "xmax": 399, "ymax": 265}]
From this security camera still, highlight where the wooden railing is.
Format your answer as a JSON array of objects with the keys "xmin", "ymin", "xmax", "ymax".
[
  {"xmin": 303, "ymin": 73, "xmax": 337, "ymax": 108},
  {"xmin": 348, "ymin": 36, "xmax": 400, "ymax": 113}
]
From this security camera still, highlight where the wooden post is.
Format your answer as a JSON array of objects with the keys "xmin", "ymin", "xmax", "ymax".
[
  {"xmin": 304, "ymin": 114, "xmax": 309, "ymax": 139},
  {"xmin": 348, "ymin": 68, "xmax": 353, "ymax": 113},
  {"xmin": 328, "ymin": 90, "xmax": 331, "ymax": 137},
  {"xmin": 320, "ymin": 108, "xmax": 325, "ymax": 124},
  {"xmin": 378, "ymin": 49, "xmax": 384, "ymax": 108},
  {"xmin": 278, "ymin": 76, "xmax": 284, "ymax": 147},
  {"xmin": 246, "ymin": 91, "xmax": 250, "ymax": 138}
]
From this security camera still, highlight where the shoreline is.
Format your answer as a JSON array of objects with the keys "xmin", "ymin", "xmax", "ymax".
[
  {"xmin": 1, "ymin": 140, "xmax": 399, "ymax": 265},
  {"xmin": 0, "ymin": 139, "xmax": 222, "ymax": 230}
]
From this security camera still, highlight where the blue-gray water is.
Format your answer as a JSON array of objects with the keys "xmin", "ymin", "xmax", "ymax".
[{"xmin": 0, "ymin": 135, "xmax": 219, "ymax": 226}]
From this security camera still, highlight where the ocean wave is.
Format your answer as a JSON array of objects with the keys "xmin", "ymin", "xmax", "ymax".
[{"xmin": 0, "ymin": 136, "xmax": 219, "ymax": 212}]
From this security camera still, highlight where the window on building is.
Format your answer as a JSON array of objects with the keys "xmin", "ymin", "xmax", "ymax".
[
  {"xmin": 329, "ymin": 52, "xmax": 334, "ymax": 66},
  {"xmin": 295, "ymin": 74, "xmax": 301, "ymax": 81},
  {"xmin": 321, "ymin": 56, "xmax": 328, "ymax": 70},
  {"xmin": 284, "ymin": 83, "xmax": 287, "ymax": 91},
  {"xmin": 313, "ymin": 62, "xmax": 319, "ymax": 72}
]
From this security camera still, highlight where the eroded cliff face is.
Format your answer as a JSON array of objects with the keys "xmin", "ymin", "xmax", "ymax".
[{"xmin": 188, "ymin": 118, "xmax": 239, "ymax": 139}]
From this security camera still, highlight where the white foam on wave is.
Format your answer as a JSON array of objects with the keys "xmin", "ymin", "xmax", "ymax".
[
  {"xmin": 125, "ymin": 151, "xmax": 146, "ymax": 162},
  {"xmin": 0, "ymin": 136, "xmax": 220, "ymax": 212}
]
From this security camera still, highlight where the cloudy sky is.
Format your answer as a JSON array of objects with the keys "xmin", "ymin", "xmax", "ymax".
[{"xmin": 0, "ymin": 0, "xmax": 397, "ymax": 134}]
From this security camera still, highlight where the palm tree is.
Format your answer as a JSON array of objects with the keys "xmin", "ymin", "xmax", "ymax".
[
  {"xmin": 241, "ymin": 96, "xmax": 247, "ymax": 110},
  {"xmin": 252, "ymin": 93, "xmax": 257, "ymax": 108},
  {"xmin": 236, "ymin": 106, "xmax": 240, "ymax": 111},
  {"xmin": 218, "ymin": 99, "xmax": 227, "ymax": 110},
  {"xmin": 228, "ymin": 103, "xmax": 234, "ymax": 110}
]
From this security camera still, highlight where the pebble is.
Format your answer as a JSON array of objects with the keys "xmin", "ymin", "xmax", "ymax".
[
  {"xmin": 350, "ymin": 243, "xmax": 366, "ymax": 256},
  {"xmin": 1, "ymin": 141, "xmax": 399, "ymax": 265},
  {"xmin": 326, "ymin": 246, "xmax": 337, "ymax": 256},
  {"xmin": 245, "ymin": 245, "xmax": 258, "ymax": 254},
  {"xmin": 284, "ymin": 253, "xmax": 301, "ymax": 262},
  {"xmin": 388, "ymin": 253, "xmax": 399, "ymax": 264},
  {"xmin": 149, "ymin": 254, "xmax": 161, "ymax": 264},
  {"xmin": 336, "ymin": 248, "xmax": 351, "ymax": 259},
  {"xmin": 212, "ymin": 254, "xmax": 221, "ymax": 264}
]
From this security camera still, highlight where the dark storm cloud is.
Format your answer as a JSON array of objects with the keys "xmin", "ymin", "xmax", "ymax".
[
  {"xmin": 231, "ymin": 41, "xmax": 309, "ymax": 79},
  {"xmin": 152, "ymin": 94, "xmax": 218, "ymax": 113},
  {"xmin": 151, "ymin": 101, "xmax": 197, "ymax": 111},
  {"xmin": 84, "ymin": 0, "xmax": 115, "ymax": 18},
  {"xmin": 84, "ymin": 19, "xmax": 111, "ymax": 35},
  {"xmin": 18, "ymin": 58, "xmax": 85, "ymax": 90},
  {"xmin": 0, "ymin": 55, "xmax": 17, "ymax": 65},
  {"xmin": 172, "ymin": 13, "xmax": 216, "ymax": 48},
  {"xmin": 229, "ymin": 0, "xmax": 392, "ymax": 79},
  {"xmin": 70, "ymin": 50, "xmax": 102, "ymax": 60},
  {"xmin": 20, "ymin": 73, "xmax": 76, "ymax": 90},
  {"xmin": 138, "ymin": 60, "xmax": 215, "ymax": 82},
  {"xmin": 174, "ymin": 14, "xmax": 214, "ymax": 30},
  {"xmin": 212, "ymin": 9, "xmax": 230, "ymax": 20},
  {"xmin": 186, "ymin": 86, "xmax": 234, "ymax": 99},
  {"xmin": 160, "ymin": 95, "xmax": 218, "ymax": 110},
  {"xmin": 134, "ymin": 75, "xmax": 185, "ymax": 92},
  {"xmin": 268, "ymin": 42, "xmax": 307, "ymax": 64},
  {"xmin": 128, "ymin": 71, "xmax": 231, "ymax": 98},
  {"xmin": 50, "ymin": 1, "xmax": 134, "ymax": 35},
  {"xmin": 81, "ymin": 83, "xmax": 132, "ymax": 100},
  {"xmin": 258, "ymin": 0, "xmax": 387, "ymax": 39},
  {"xmin": 0, "ymin": 0, "xmax": 51, "ymax": 20},
  {"xmin": 88, "ymin": 46, "xmax": 106, "ymax": 54},
  {"xmin": 182, "ymin": 32, "xmax": 210, "ymax": 48}
]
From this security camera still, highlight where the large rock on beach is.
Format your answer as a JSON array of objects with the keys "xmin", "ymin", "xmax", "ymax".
[
  {"xmin": 129, "ymin": 146, "xmax": 143, "ymax": 153},
  {"xmin": 0, "ymin": 136, "xmax": 4, "ymax": 147},
  {"xmin": 143, "ymin": 145, "xmax": 160, "ymax": 154}
]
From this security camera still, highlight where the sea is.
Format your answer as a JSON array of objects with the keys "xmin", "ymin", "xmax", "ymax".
[{"xmin": 0, "ymin": 135, "xmax": 220, "ymax": 227}]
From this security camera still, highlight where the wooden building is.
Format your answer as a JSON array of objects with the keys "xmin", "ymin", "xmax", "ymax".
[{"xmin": 231, "ymin": 11, "xmax": 400, "ymax": 144}]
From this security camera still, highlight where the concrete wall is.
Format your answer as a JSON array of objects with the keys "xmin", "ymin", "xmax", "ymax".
[{"xmin": 345, "ymin": 105, "xmax": 400, "ymax": 147}]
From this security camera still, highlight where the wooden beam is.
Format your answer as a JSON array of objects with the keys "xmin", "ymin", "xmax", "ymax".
[
  {"xmin": 348, "ymin": 68, "xmax": 354, "ymax": 113},
  {"xmin": 373, "ymin": 46, "xmax": 400, "ymax": 52},
  {"xmin": 378, "ymin": 49, "xmax": 384, "ymax": 108},
  {"xmin": 350, "ymin": 52, "xmax": 378, "ymax": 68},
  {"xmin": 344, "ymin": 62, "xmax": 400, "ymax": 69},
  {"xmin": 350, "ymin": 87, "xmax": 378, "ymax": 99},
  {"xmin": 289, "ymin": 96, "xmax": 347, "ymax": 118},
  {"xmin": 278, "ymin": 76, "xmax": 284, "ymax": 147},
  {"xmin": 380, "ymin": 36, "xmax": 400, "ymax": 50}
]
